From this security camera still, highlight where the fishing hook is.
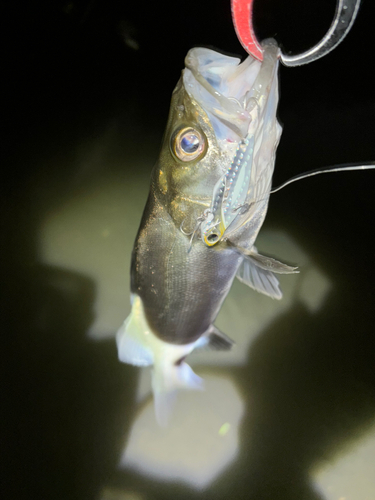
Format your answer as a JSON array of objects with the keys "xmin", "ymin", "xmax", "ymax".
[
  {"xmin": 180, "ymin": 218, "xmax": 199, "ymax": 252},
  {"xmin": 180, "ymin": 210, "xmax": 214, "ymax": 252},
  {"xmin": 231, "ymin": 0, "xmax": 361, "ymax": 66}
]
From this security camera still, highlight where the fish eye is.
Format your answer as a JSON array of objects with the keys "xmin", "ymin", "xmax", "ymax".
[{"xmin": 172, "ymin": 127, "xmax": 206, "ymax": 162}]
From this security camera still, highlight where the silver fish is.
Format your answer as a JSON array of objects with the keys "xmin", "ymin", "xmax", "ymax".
[{"xmin": 117, "ymin": 39, "xmax": 297, "ymax": 423}]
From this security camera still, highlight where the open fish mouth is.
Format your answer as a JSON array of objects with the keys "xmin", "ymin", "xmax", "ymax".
[
  {"xmin": 182, "ymin": 39, "xmax": 282, "ymax": 247},
  {"xmin": 183, "ymin": 39, "xmax": 280, "ymax": 146}
]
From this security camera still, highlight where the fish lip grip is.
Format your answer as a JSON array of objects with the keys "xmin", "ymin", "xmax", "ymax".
[
  {"xmin": 231, "ymin": 0, "xmax": 263, "ymax": 62},
  {"xmin": 231, "ymin": 0, "xmax": 362, "ymax": 66}
]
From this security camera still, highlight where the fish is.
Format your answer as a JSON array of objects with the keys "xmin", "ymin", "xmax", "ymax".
[{"xmin": 116, "ymin": 39, "xmax": 298, "ymax": 424}]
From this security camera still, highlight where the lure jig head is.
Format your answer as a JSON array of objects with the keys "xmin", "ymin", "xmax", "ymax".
[{"xmin": 231, "ymin": 0, "xmax": 362, "ymax": 66}]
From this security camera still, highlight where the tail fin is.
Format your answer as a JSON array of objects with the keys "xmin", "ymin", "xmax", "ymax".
[
  {"xmin": 117, "ymin": 295, "xmax": 204, "ymax": 426},
  {"xmin": 152, "ymin": 361, "xmax": 203, "ymax": 426}
]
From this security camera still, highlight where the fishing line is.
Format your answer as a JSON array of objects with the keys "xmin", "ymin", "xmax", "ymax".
[
  {"xmin": 224, "ymin": 161, "xmax": 375, "ymax": 235},
  {"xmin": 270, "ymin": 162, "xmax": 375, "ymax": 194},
  {"xmin": 251, "ymin": 161, "xmax": 375, "ymax": 208},
  {"xmin": 182, "ymin": 162, "xmax": 374, "ymax": 246}
]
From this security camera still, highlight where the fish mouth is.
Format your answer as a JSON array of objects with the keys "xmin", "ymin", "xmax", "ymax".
[{"xmin": 183, "ymin": 39, "xmax": 280, "ymax": 145}]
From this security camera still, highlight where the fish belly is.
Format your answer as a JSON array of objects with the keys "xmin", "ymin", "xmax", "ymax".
[{"xmin": 131, "ymin": 193, "xmax": 242, "ymax": 345}]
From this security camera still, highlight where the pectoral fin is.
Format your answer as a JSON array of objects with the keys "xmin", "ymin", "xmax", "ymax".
[
  {"xmin": 236, "ymin": 256, "xmax": 283, "ymax": 299},
  {"xmin": 235, "ymin": 247, "xmax": 299, "ymax": 300},
  {"xmin": 244, "ymin": 248, "xmax": 299, "ymax": 274}
]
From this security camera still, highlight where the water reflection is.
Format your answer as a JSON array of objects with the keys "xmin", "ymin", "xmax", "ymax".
[
  {"xmin": 315, "ymin": 432, "xmax": 375, "ymax": 499},
  {"xmin": 40, "ymin": 171, "xmax": 149, "ymax": 339},
  {"xmin": 121, "ymin": 374, "xmax": 244, "ymax": 489},
  {"xmin": 38, "ymin": 150, "xmax": 375, "ymax": 498}
]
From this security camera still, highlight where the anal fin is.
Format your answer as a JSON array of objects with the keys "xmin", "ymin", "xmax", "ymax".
[{"xmin": 196, "ymin": 325, "xmax": 235, "ymax": 351}]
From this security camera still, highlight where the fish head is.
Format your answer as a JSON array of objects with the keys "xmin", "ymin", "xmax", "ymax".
[
  {"xmin": 155, "ymin": 39, "xmax": 282, "ymax": 245},
  {"xmin": 154, "ymin": 77, "xmax": 226, "ymax": 229}
]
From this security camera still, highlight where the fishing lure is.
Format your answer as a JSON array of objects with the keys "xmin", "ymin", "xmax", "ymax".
[{"xmin": 117, "ymin": 0, "xmax": 373, "ymax": 424}]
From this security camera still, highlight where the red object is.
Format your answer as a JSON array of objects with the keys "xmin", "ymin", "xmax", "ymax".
[{"xmin": 231, "ymin": 0, "xmax": 263, "ymax": 60}]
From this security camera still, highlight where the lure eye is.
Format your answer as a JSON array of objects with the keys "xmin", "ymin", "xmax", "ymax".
[
  {"xmin": 203, "ymin": 229, "xmax": 222, "ymax": 247},
  {"xmin": 207, "ymin": 233, "xmax": 219, "ymax": 243},
  {"xmin": 172, "ymin": 127, "xmax": 206, "ymax": 162}
]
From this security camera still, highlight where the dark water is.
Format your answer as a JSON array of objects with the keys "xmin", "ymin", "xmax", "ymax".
[{"xmin": 3, "ymin": 1, "xmax": 375, "ymax": 499}]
